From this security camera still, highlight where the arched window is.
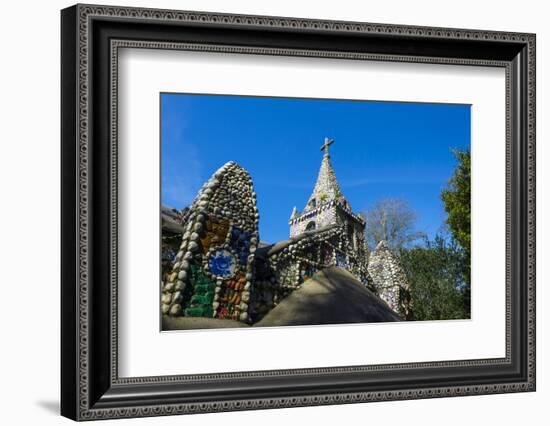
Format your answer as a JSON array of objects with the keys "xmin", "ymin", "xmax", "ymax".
[
  {"xmin": 308, "ymin": 198, "xmax": 317, "ymax": 208},
  {"xmin": 306, "ymin": 221, "xmax": 316, "ymax": 231}
]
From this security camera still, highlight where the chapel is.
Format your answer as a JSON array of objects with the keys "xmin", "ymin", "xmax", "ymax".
[{"xmin": 160, "ymin": 138, "xmax": 411, "ymax": 324}]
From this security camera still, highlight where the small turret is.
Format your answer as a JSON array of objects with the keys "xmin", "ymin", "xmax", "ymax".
[{"xmin": 367, "ymin": 240, "xmax": 411, "ymax": 318}]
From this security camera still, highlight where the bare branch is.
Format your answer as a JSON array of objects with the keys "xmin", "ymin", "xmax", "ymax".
[{"xmin": 362, "ymin": 198, "xmax": 424, "ymax": 254}]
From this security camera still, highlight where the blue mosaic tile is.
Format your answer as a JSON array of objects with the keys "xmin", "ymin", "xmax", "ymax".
[
  {"xmin": 208, "ymin": 249, "xmax": 237, "ymax": 278},
  {"xmin": 230, "ymin": 227, "xmax": 252, "ymax": 265}
]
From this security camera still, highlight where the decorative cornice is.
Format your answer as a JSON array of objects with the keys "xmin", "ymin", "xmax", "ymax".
[{"xmin": 76, "ymin": 4, "xmax": 535, "ymax": 43}]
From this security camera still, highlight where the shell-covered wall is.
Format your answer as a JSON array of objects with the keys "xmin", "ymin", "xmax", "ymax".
[
  {"xmin": 289, "ymin": 201, "xmax": 338, "ymax": 237},
  {"xmin": 367, "ymin": 240, "xmax": 411, "ymax": 317},
  {"xmin": 250, "ymin": 225, "xmax": 370, "ymax": 321},
  {"xmin": 161, "ymin": 162, "xmax": 259, "ymax": 323}
]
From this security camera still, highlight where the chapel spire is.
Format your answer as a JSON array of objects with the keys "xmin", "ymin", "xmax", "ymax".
[
  {"xmin": 305, "ymin": 137, "xmax": 344, "ymax": 211},
  {"xmin": 289, "ymin": 137, "xmax": 363, "ymax": 239}
]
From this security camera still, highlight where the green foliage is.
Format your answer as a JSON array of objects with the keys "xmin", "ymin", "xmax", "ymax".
[
  {"xmin": 362, "ymin": 150, "xmax": 471, "ymax": 321},
  {"xmin": 400, "ymin": 235, "xmax": 470, "ymax": 321},
  {"xmin": 439, "ymin": 148, "xmax": 471, "ymax": 313},
  {"xmin": 441, "ymin": 149, "xmax": 471, "ymax": 271}
]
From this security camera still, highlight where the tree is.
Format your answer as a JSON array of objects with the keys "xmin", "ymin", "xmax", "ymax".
[
  {"xmin": 441, "ymin": 148, "xmax": 471, "ymax": 316},
  {"xmin": 400, "ymin": 234, "xmax": 469, "ymax": 321},
  {"xmin": 362, "ymin": 198, "xmax": 425, "ymax": 254},
  {"xmin": 441, "ymin": 149, "xmax": 471, "ymax": 261}
]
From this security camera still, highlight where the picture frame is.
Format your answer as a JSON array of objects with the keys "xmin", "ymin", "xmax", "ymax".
[{"xmin": 61, "ymin": 3, "xmax": 536, "ymax": 421}]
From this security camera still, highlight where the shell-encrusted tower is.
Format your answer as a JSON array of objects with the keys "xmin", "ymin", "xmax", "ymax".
[
  {"xmin": 367, "ymin": 240, "xmax": 411, "ymax": 318},
  {"xmin": 289, "ymin": 138, "xmax": 366, "ymax": 261},
  {"xmin": 162, "ymin": 161, "xmax": 259, "ymax": 323}
]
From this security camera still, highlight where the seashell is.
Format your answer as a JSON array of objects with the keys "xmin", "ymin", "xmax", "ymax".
[{"xmin": 169, "ymin": 304, "xmax": 182, "ymax": 316}]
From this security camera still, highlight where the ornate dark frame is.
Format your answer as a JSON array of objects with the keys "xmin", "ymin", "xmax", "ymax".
[{"xmin": 61, "ymin": 3, "xmax": 536, "ymax": 421}]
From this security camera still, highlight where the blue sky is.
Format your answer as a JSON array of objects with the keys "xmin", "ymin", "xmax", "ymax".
[{"xmin": 161, "ymin": 93, "xmax": 470, "ymax": 244}]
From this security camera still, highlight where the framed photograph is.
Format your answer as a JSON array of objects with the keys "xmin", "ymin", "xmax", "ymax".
[{"xmin": 61, "ymin": 4, "xmax": 536, "ymax": 421}]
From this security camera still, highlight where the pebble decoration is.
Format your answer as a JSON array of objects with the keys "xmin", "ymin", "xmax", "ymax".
[
  {"xmin": 367, "ymin": 240, "xmax": 411, "ymax": 317},
  {"xmin": 162, "ymin": 152, "xmax": 410, "ymax": 324},
  {"xmin": 161, "ymin": 162, "xmax": 258, "ymax": 323}
]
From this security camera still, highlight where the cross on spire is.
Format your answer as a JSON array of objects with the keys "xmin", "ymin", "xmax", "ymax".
[{"xmin": 320, "ymin": 137, "xmax": 334, "ymax": 157}]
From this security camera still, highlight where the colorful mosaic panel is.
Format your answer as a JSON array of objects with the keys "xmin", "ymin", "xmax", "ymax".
[
  {"xmin": 162, "ymin": 162, "xmax": 259, "ymax": 323},
  {"xmin": 216, "ymin": 273, "xmax": 247, "ymax": 320},
  {"xmin": 184, "ymin": 262, "xmax": 216, "ymax": 317},
  {"xmin": 207, "ymin": 249, "xmax": 238, "ymax": 279},
  {"xmin": 200, "ymin": 216, "xmax": 230, "ymax": 254},
  {"xmin": 229, "ymin": 227, "xmax": 252, "ymax": 266}
]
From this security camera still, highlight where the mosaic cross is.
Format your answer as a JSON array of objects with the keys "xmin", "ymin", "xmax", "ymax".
[{"xmin": 320, "ymin": 137, "xmax": 334, "ymax": 157}]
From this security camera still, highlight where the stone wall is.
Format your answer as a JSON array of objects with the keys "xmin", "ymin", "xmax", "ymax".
[
  {"xmin": 290, "ymin": 201, "xmax": 365, "ymax": 239},
  {"xmin": 247, "ymin": 224, "xmax": 370, "ymax": 322},
  {"xmin": 289, "ymin": 201, "xmax": 339, "ymax": 237},
  {"xmin": 161, "ymin": 162, "xmax": 259, "ymax": 323}
]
